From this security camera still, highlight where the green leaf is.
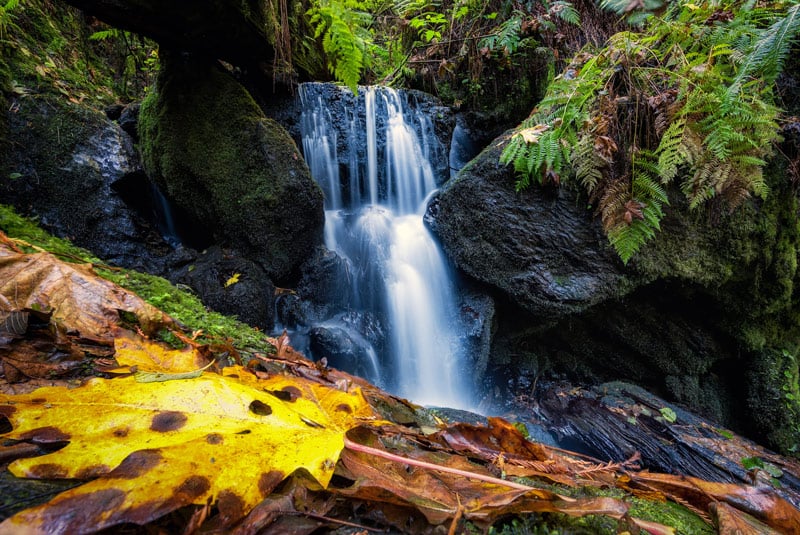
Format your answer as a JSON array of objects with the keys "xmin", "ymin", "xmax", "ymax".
[{"xmin": 659, "ymin": 407, "xmax": 677, "ymax": 423}]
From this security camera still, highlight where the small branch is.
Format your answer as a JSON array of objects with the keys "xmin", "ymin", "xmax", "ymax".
[
  {"xmin": 343, "ymin": 437, "xmax": 570, "ymax": 496},
  {"xmin": 290, "ymin": 511, "xmax": 384, "ymax": 532}
]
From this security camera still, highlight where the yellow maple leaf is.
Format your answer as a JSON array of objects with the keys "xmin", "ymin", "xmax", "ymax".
[
  {"xmin": 0, "ymin": 366, "xmax": 378, "ymax": 534},
  {"xmin": 113, "ymin": 331, "xmax": 209, "ymax": 373}
]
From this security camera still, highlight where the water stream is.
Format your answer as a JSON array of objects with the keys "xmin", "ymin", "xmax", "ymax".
[{"xmin": 297, "ymin": 84, "xmax": 471, "ymax": 409}]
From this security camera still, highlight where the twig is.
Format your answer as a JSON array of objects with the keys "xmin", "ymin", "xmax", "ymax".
[
  {"xmin": 343, "ymin": 437, "xmax": 572, "ymax": 497},
  {"xmin": 290, "ymin": 511, "xmax": 384, "ymax": 532},
  {"xmin": 448, "ymin": 495, "xmax": 464, "ymax": 535}
]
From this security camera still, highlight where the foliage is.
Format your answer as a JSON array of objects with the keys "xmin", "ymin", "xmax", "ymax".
[
  {"xmin": 0, "ymin": 356, "xmax": 377, "ymax": 532},
  {"xmin": 501, "ymin": 0, "xmax": 799, "ymax": 263},
  {"xmin": 89, "ymin": 26, "xmax": 158, "ymax": 98},
  {"xmin": 3, "ymin": 211, "xmax": 800, "ymax": 532},
  {"xmin": 0, "ymin": 0, "xmax": 20, "ymax": 40},
  {"xmin": 307, "ymin": 0, "xmax": 372, "ymax": 93}
]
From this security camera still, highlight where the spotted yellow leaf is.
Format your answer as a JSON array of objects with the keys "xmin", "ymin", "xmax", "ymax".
[{"xmin": 0, "ymin": 365, "xmax": 378, "ymax": 534}]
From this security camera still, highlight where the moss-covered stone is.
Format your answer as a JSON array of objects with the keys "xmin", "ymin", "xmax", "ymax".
[
  {"xmin": 430, "ymin": 128, "xmax": 800, "ymax": 454},
  {"xmin": 0, "ymin": 204, "xmax": 273, "ymax": 353},
  {"xmin": 139, "ymin": 51, "xmax": 324, "ymax": 282}
]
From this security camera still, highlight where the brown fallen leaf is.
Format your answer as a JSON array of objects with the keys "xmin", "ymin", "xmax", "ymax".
[
  {"xmin": 628, "ymin": 472, "xmax": 800, "ymax": 534},
  {"xmin": 0, "ymin": 244, "xmax": 172, "ymax": 344},
  {"xmin": 712, "ymin": 501, "xmax": 785, "ymax": 535}
]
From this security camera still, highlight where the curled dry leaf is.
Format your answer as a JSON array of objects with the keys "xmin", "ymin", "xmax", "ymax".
[{"xmin": 0, "ymin": 244, "xmax": 172, "ymax": 344}]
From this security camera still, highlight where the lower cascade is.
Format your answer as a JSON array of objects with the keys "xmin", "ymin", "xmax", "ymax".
[{"xmin": 293, "ymin": 83, "xmax": 472, "ymax": 409}]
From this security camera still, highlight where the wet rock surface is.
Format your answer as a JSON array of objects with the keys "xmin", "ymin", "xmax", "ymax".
[{"xmin": 426, "ymin": 134, "xmax": 629, "ymax": 319}]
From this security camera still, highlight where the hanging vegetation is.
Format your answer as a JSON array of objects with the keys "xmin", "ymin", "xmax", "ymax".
[{"xmin": 501, "ymin": 0, "xmax": 800, "ymax": 263}]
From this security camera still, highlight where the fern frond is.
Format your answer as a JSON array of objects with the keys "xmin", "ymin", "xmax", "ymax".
[
  {"xmin": 573, "ymin": 134, "xmax": 604, "ymax": 194},
  {"xmin": 729, "ymin": 3, "xmax": 800, "ymax": 96},
  {"xmin": 655, "ymin": 119, "xmax": 686, "ymax": 184},
  {"xmin": 307, "ymin": 0, "xmax": 370, "ymax": 93},
  {"xmin": 600, "ymin": 178, "xmax": 631, "ymax": 232},
  {"xmin": 550, "ymin": 1, "xmax": 580, "ymax": 26}
]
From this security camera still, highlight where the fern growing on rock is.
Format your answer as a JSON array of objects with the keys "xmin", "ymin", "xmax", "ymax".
[
  {"xmin": 501, "ymin": 0, "xmax": 799, "ymax": 264},
  {"xmin": 307, "ymin": 0, "xmax": 372, "ymax": 93}
]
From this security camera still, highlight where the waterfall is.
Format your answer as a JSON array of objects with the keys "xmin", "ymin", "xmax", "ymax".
[{"xmin": 297, "ymin": 83, "xmax": 471, "ymax": 409}]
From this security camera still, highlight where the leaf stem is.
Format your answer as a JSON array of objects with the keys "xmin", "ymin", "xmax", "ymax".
[{"xmin": 343, "ymin": 437, "xmax": 538, "ymax": 492}]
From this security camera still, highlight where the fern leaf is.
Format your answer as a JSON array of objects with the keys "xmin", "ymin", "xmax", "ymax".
[
  {"xmin": 656, "ymin": 119, "xmax": 686, "ymax": 184},
  {"xmin": 729, "ymin": 3, "xmax": 800, "ymax": 97},
  {"xmin": 573, "ymin": 134, "xmax": 604, "ymax": 194}
]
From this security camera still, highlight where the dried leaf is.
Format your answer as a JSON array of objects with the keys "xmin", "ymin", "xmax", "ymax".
[
  {"xmin": 0, "ymin": 245, "xmax": 172, "ymax": 344},
  {"xmin": 514, "ymin": 124, "xmax": 550, "ymax": 144},
  {"xmin": 0, "ymin": 364, "xmax": 378, "ymax": 534}
]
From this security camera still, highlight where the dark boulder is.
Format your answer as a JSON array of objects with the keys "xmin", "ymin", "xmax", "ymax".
[
  {"xmin": 139, "ymin": 52, "xmax": 324, "ymax": 283},
  {"xmin": 175, "ymin": 245, "xmax": 275, "ymax": 330},
  {"xmin": 309, "ymin": 324, "xmax": 382, "ymax": 384},
  {"xmin": 427, "ymin": 130, "xmax": 800, "ymax": 454},
  {"xmin": 0, "ymin": 95, "xmax": 177, "ymax": 273},
  {"xmin": 426, "ymin": 133, "xmax": 630, "ymax": 319}
]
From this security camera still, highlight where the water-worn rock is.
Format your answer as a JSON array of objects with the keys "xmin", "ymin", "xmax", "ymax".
[
  {"xmin": 139, "ymin": 52, "xmax": 324, "ymax": 283},
  {"xmin": 175, "ymin": 245, "xmax": 275, "ymax": 330},
  {"xmin": 426, "ymin": 133, "xmax": 631, "ymax": 319},
  {"xmin": 428, "ymin": 130, "xmax": 800, "ymax": 454},
  {"xmin": 0, "ymin": 95, "xmax": 177, "ymax": 273},
  {"xmin": 309, "ymin": 325, "xmax": 381, "ymax": 384}
]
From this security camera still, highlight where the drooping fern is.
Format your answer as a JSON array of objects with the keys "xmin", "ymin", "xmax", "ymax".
[
  {"xmin": 728, "ymin": 3, "xmax": 800, "ymax": 98},
  {"xmin": 502, "ymin": 0, "xmax": 800, "ymax": 264},
  {"xmin": 307, "ymin": 0, "xmax": 371, "ymax": 93}
]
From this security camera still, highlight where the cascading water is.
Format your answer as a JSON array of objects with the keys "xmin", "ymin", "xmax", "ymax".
[{"xmin": 297, "ymin": 83, "xmax": 471, "ymax": 409}]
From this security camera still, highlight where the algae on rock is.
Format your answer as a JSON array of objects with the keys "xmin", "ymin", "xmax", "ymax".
[{"xmin": 139, "ymin": 51, "xmax": 324, "ymax": 283}]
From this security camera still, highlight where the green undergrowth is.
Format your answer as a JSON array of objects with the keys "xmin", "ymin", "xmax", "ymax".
[
  {"xmin": 0, "ymin": 204, "xmax": 273, "ymax": 355},
  {"xmin": 502, "ymin": 0, "xmax": 800, "ymax": 264}
]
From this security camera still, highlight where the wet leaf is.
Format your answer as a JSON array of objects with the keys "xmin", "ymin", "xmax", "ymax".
[
  {"xmin": 224, "ymin": 273, "xmax": 241, "ymax": 288},
  {"xmin": 628, "ymin": 472, "xmax": 800, "ymax": 534},
  {"xmin": 514, "ymin": 124, "xmax": 550, "ymax": 144},
  {"xmin": 0, "ymin": 364, "xmax": 378, "ymax": 534},
  {"xmin": 659, "ymin": 406, "xmax": 677, "ymax": 423},
  {"xmin": 113, "ymin": 331, "xmax": 209, "ymax": 373},
  {"xmin": 0, "ymin": 245, "xmax": 172, "ymax": 344},
  {"xmin": 712, "ymin": 502, "xmax": 784, "ymax": 535}
]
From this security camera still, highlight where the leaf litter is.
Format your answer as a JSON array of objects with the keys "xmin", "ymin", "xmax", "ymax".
[{"xmin": 0, "ymin": 238, "xmax": 799, "ymax": 534}]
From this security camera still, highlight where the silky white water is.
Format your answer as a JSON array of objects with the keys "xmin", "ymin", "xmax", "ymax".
[{"xmin": 298, "ymin": 84, "xmax": 471, "ymax": 408}]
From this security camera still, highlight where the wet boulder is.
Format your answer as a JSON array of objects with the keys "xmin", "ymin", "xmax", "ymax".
[
  {"xmin": 175, "ymin": 245, "xmax": 275, "ymax": 330},
  {"xmin": 426, "ymin": 134, "xmax": 629, "ymax": 319},
  {"xmin": 139, "ymin": 51, "xmax": 324, "ymax": 283},
  {"xmin": 427, "ymin": 130, "xmax": 800, "ymax": 454},
  {"xmin": 0, "ymin": 95, "xmax": 176, "ymax": 273}
]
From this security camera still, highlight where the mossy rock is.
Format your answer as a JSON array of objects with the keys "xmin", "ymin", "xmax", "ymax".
[
  {"xmin": 139, "ymin": 51, "xmax": 324, "ymax": 282},
  {"xmin": 429, "ymin": 131, "xmax": 800, "ymax": 454}
]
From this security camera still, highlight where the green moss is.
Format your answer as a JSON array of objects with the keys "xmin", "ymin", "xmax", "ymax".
[
  {"xmin": 0, "ymin": 204, "xmax": 273, "ymax": 354},
  {"xmin": 139, "ymin": 51, "xmax": 323, "ymax": 281}
]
